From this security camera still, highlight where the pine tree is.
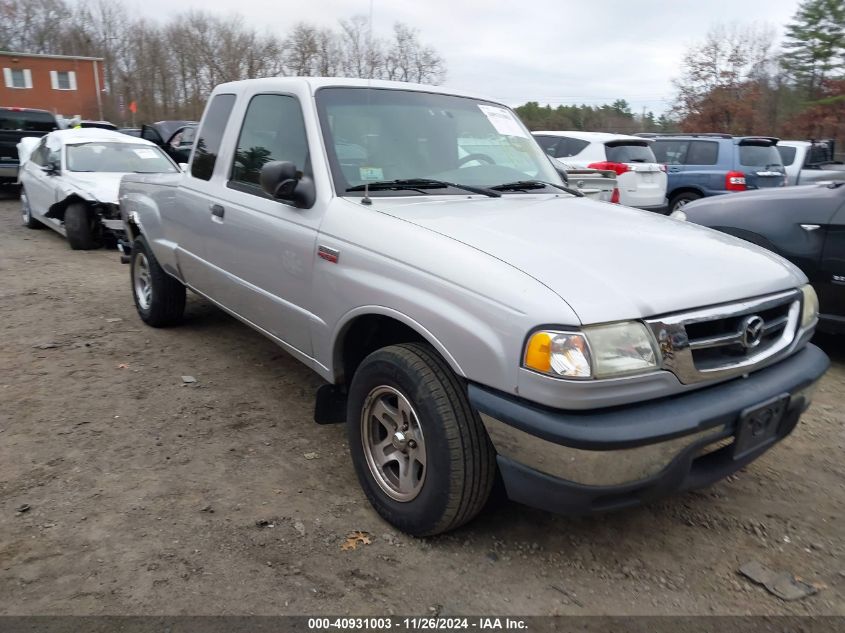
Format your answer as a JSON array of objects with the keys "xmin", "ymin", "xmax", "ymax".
[{"xmin": 781, "ymin": 0, "xmax": 845, "ymax": 98}]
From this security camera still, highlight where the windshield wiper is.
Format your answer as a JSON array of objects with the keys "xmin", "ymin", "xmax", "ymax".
[
  {"xmin": 346, "ymin": 178, "xmax": 500, "ymax": 198},
  {"xmin": 490, "ymin": 180, "xmax": 584, "ymax": 197}
]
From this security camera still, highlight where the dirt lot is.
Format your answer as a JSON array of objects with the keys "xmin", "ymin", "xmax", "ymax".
[{"xmin": 0, "ymin": 190, "xmax": 843, "ymax": 616}]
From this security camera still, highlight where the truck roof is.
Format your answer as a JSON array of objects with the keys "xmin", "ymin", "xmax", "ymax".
[{"xmin": 212, "ymin": 76, "xmax": 498, "ymax": 103}]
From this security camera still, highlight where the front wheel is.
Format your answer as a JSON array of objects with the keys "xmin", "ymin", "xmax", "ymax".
[
  {"xmin": 65, "ymin": 202, "xmax": 102, "ymax": 250},
  {"xmin": 131, "ymin": 235, "xmax": 186, "ymax": 327},
  {"xmin": 347, "ymin": 343, "xmax": 496, "ymax": 536}
]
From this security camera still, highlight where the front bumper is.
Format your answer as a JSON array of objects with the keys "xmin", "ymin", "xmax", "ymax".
[{"xmin": 469, "ymin": 344, "xmax": 829, "ymax": 514}]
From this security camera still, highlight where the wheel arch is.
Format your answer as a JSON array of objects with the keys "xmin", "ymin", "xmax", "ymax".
[
  {"xmin": 331, "ymin": 307, "xmax": 466, "ymax": 386},
  {"xmin": 668, "ymin": 186, "xmax": 705, "ymax": 201},
  {"xmin": 45, "ymin": 193, "xmax": 92, "ymax": 220}
]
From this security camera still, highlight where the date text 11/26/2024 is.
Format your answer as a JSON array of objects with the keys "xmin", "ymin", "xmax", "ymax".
[{"xmin": 307, "ymin": 617, "xmax": 528, "ymax": 630}]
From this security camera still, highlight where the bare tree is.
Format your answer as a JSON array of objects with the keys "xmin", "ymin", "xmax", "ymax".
[
  {"xmin": 384, "ymin": 23, "xmax": 446, "ymax": 84},
  {"xmin": 1, "ymin": 0, "xmax": 448, "ymax": 123}
]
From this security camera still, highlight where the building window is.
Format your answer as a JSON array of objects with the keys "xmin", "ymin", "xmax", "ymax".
[
  {"xmin": 3, "ymin": 68, "xmax": 33, "ymax": 89},
  {"xmin": 50, "ymin": 70, "xmax": 77, "ymax": 91}
]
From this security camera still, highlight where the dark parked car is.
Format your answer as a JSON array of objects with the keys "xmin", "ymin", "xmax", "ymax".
[
  {"xmin": 676, "ymin": 182, "xmax": 845, "ymax": 334},
  {"xmin": 140, "ymin": 120, "xmax": 197, "ymax": 163},
  {"xmin": 641, "ymin": 133, "xmax": 786, "ymax": 213},
  {"xmin": 0, "ymin": 106, "xmax": 60, "ymax": 185}
]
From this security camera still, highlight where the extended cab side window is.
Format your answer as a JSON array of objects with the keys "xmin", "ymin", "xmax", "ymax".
[
  {"xmin": 229, "ymin": 94, "xmax": 310, "ymax": 194},
  {"xmin": 191, "ymin": 93, "xmax": 236, "ymax": 181}
]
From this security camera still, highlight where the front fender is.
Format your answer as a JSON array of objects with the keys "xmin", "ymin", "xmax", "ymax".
[
  {"xmin": 118, "ymin": 175, "xmax": 181, "ymax": 277},
  {"xmin": 331, "ymin": 306, "xmax": 469, "ymax": 381}
]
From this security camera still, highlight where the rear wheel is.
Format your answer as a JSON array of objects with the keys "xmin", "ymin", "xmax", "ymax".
[
  {"xmin": 21, "ymin": 190, "xmax": 41, "ymax": 229},
  {"xmin": 669, "ymin": 192, "xmax": 701, "ymax": 213},
  {"xmin": 64, "ymin": 203, "xmax": 102, "ymax": 250},
  {"xmin": 347, "ymin": 343, "xmax": 496, "ymax": 536},
  {"xmin": 131, "ymin": 235, "xmax": 186, "ymax": 327}
]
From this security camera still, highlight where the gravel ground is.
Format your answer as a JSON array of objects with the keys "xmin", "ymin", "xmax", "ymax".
[{"xmin": 0, "ymin": 190, "xmax": 843, "ymax": 616}]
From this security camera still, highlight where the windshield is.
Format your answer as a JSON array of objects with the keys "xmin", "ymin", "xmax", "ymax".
[
  {"xmin": 66, "ymin": 142, "xmax": 178, "ymax": 173},
  {"xmin": 0, "ymin": 110, "xmax": 57, "ymax": 132},
  {"xmin": 315, "ymin": 87, "xmax": 562, "ymax": 196},
  {"xmin": 739, "ymin": 144, "xmax": 782, "ymax": 168}
]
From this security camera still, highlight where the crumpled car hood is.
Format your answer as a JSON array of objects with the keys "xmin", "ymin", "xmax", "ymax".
[
  {"xmin": 372, "ymin": 194, "xmax": 806, "ymax": 324},
  {"xmin": 61, "ymin": 172, "xmax": 127, "ymax": 205}
]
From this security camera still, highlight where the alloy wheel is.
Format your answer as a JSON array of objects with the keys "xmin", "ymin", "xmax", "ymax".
[
  {"xmin": 133, "ymin": 252, "xmax": 153, "ymax": 310},
  {"xmin": 360, "ymin": 385, "xmax": 427, "ymax": 502}
]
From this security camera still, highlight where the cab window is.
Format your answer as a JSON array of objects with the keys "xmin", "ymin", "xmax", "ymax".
[{"xmin": 229, "ymin": 94, "xmax": 310, "ymax": 195}]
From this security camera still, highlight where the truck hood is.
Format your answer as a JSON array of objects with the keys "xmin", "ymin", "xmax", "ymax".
[
  {"xmin": 61, "ymin": 172, "xmax": 126, "ymax": 204},
  {"xmin": 374, "ymin": 195, "xmax": 805, "ymax": 324}
]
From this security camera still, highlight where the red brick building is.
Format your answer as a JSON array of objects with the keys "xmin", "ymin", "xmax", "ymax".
[{"xmin": 0, "ymin": 51, "xmax": 106, "ymax": 120}]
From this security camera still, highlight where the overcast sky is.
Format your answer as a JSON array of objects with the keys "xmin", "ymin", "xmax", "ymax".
[{"xmin": 128, "ymin": 0, "xmax": 801, "ymax": 114}]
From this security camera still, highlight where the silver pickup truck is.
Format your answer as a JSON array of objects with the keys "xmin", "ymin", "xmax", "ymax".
[
  {"xmin": 778, "ymin": 140, "xmax": 845, "ymax": 186},
  {"xmin": 119, "ymin": 78, "xmax": 829, "ymax": 536}
]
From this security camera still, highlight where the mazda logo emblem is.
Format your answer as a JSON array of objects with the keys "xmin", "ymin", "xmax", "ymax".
[{"xmin": 741, "ymin": 315, "xmax": 765, "ymax": 349}]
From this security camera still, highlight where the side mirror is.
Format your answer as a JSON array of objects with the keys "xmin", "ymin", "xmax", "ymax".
[
  {"xmin": 178, "ymin": 163, "xmax": 188, "ymax": 172},
  {"xmin": 41, "ymin": 161, "xmax": 59, "ymax": 175},
  {"xmin": 259, "ymin": 161, "xmax": 315, "ymax": 208}
]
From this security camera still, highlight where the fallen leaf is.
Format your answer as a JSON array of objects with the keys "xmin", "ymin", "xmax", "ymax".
[
  {"xmin": 303, "ymin": 452, "xmax": 319, "ymax": 460},
  {"xmin": 341, "ymin": 530, "xmax": 372, "ymax": 551}
]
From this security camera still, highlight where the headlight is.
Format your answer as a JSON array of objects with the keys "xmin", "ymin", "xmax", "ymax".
[
  {"xmin": 670, "ymin": 209, "xmax": 687, "ymax": 221},
  {"xmin": 524, "ymin": 322, "xmax": 660, "ymax": 380},
  {"xmin": 801, "ymin": 284, "xmax": 819, "ymax": 328}
]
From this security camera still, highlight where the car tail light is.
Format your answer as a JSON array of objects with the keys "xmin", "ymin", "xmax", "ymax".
[
  {"xmin": 659, "ymin": 164, "xmax": 667, "ymax": 173},
  {"xmin": 610, "ymin": 188, "xmax": 620, "ymax": 204},
  {"xmin": 588, "ymin": 161, "xmax": 630, "ymax": 176},
  {"xmin": 725, "ymin": 171, "xmax": 747, "ymax": 191}
]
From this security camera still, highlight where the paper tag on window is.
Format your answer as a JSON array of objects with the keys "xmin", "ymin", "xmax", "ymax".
[
  {"xmin": 134, "ymin": 148, "xmax": 159, "ymax": 159},
  {"xmin": 359, "ymin": 167, "xmax": 384, "ymax": 181},
  {"xmin": 477, "ymin": 105, "xmax": 528, "ymax": 138}
]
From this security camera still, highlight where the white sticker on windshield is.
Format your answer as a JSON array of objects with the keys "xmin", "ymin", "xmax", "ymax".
[
  {"xmin": 359, "ymin": 166, "xmax": 384, "ymax": 181},
  {"xmin": 477, "ymin": 105, "xmax": 528, "ymax": 138},
  {"xmin": 134, "ymin": 148, "xmax": 159, "ymax": 159}
]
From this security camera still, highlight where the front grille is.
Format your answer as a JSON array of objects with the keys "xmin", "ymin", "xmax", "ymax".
[
  {"xmin": 686, "ymin": 300, "xmax": 792, "ymax": 371},
  {"xmin": 646, "ymin": 290, "xmax": 801, "ymax": 385}
]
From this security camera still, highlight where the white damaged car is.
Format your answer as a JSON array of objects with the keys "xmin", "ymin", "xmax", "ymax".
[{"xmin": 18, "ymin": 128, "xmax": 180, "ymax": 249}]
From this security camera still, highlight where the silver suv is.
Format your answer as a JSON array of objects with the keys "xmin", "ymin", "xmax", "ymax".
[{"xmin": 118, "ymin": 78, "xmax": 829, "ymax": 536}]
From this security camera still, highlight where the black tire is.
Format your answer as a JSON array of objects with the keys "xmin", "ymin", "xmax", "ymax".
[
  {"xmin": 64, "ymin": 202, "xmax": 102, "ymax": 250},
  {"xmin": 131, "ymin": 235, "xmax": 186, "ymax": 327},
  {"xmin": 347, "ymin": 343, "xmax": 496, "ymax": 536},
  {"xmin": 20, "ymin": 189, "xmax": 42, "ymax": 229},
  {"xmin": 669, "ymin": 191, "xmax": 702, "ymax": 213}
]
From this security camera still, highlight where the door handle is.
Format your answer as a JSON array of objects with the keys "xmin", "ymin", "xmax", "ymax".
[{"xmin": 210, "ymin": 204, "xmax": 225, "ymax": 218}]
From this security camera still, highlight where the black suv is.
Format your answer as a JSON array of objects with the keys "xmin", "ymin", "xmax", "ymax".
[{"xmin": 0, "ymin": 107, "xmax": 60, "ymax": 186}]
